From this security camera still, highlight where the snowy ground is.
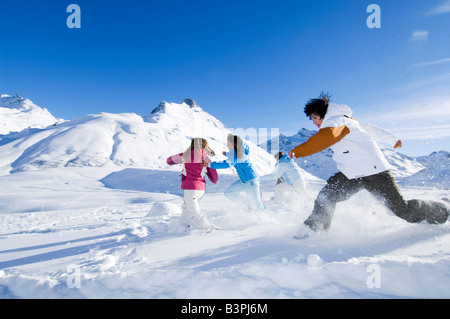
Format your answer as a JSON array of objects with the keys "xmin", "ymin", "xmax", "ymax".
[{"xmin": 0, "ymin": 167, "xmax": 449, "ymax": 299}]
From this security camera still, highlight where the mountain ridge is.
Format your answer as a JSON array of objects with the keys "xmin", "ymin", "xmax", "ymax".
[
  {"xmin": 0, "ymin": 95, "xmax": 276, "ymax": 176},
  {"xmin": 0, "ymin": 94, "xmax": 447, "ymax": 189}
]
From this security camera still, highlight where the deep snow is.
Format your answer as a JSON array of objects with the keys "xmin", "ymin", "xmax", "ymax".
[
  {"xmin": 1, "ymin": 166, "xmax": 449, "ymax": 299},
  {"xmin": 1, "ymin": 94, "xmax": 449, "ymax": 300}
]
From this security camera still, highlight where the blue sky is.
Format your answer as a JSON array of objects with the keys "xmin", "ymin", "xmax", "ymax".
[{"xmin": 1, "ymin": 0, "xmax": 449, "ymax": 156}]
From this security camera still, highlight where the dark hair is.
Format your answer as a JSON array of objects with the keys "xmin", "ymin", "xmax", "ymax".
[
  {"xmin": 274, "ymin": 152, "xmax": 284, "ymax": 161},
  {"xmin": 304, "ymin": 92, "xmax": 331, "ymax": 119},
  {"xmin": 227, "ymin": 134, "xmax": 243, "ymax": 159}
]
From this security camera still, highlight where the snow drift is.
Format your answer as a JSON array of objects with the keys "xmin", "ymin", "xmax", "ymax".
[
  {"xmin": 0, "ymin": 93, "xmax": 449, "ymax": 300},
  {"xmin": 0, "ymin": 167, "xmax": 449, "ymax": 299}
]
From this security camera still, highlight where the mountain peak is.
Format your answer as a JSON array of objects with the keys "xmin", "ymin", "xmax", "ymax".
[
  {"xmin": 0, "ymin": 93, "xmax": 62, "ymax": 135},
  {"xmin": 150, "ymin": 101, "xmax": 168, "ymax": 114},
  {"xmin": 296, "ymin": 128, "xmax": 316, "ymax": 137},
  {"xmin": 150, "ymin": 98, "xmax": 201, "ymax": 115},
  {"xmin": 182, "ymin": 98, "xmax": 201, "ymax": 109},
  {"xmin": 0, "ymin": 94, "xmax": 29, "ymax": 110}
]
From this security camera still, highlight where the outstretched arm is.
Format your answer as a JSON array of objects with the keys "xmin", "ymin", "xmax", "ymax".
[
  {"xmin": 167, "ymin": 153, "xmax": 183, "ymax": 165},
  {"xmin": 360, "ymin": 122, "xmax": 402, "ymax": 149},
  {"xmin": 289, "ymin": 126, "xmax": 350, "ymax": 158},
  {"xmin": 204, "ymin": 150, "xmax": 237, "ymax": 169}
]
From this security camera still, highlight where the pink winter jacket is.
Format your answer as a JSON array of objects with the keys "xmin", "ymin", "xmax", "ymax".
[{"xmin": 166, "ymin": 149, "xmax": 218, "ymax": 190}]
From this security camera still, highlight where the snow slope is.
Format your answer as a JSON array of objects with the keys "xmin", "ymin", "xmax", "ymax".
[
  {"xmin": 0, "ymin": 94, "xmax": 449, "ymax": 300},
  {"xmin": 0, "ymin": 167, "xmax": 449, "ymax": 299}
]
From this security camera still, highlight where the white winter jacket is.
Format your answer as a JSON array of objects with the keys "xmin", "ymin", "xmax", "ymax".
[{"xmin": 291, "ymin": 103, "xmax": 399, "ymax": 179}]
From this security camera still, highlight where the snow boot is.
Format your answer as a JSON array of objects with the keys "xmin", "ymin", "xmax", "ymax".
[
  {"xmin": 407, "ymin": 199, "xmax": 449, "ymax": 224},
  {"xmin": 293, "ymin": 224, "xmax": 317, "ymax": 240},
  {"xmin": 180, "ymin": 211, "xmax": 217, "ymax": 232}
]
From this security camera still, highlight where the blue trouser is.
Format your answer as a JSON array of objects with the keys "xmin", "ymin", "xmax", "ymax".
[{"xmin": 224, "ymin": 178, "xmax": 266, "ymax": 211}]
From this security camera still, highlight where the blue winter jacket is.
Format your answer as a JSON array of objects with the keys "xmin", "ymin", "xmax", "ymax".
[{"xmin": 210, "ymin": 141, "xmax": 258, "ymax": 183}]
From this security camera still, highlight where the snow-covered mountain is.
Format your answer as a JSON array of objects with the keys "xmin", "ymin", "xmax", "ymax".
[
  {"xmin": 0, "ymin": 93, "xmax": 447, "ymax": 189},
  {"xmin": 0, "ymin": 97, "xmax": 276, "ymax": 175},
  {"xmin": 399, "ymin": 151, "xmax": 450, "ymax": 189},
  {"xmin": 0, "ymin": 94, "xmax": 62, "ymax": 135}
]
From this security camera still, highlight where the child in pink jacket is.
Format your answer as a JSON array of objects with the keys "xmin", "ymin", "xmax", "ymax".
[{"xmin": 167, "ymin": 138, "xmax": 218, "ymax": 231}]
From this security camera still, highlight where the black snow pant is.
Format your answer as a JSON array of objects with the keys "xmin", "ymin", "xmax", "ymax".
[{"xmin": 304, "ymin": 170, "xmax": 449, "ymax": 231}]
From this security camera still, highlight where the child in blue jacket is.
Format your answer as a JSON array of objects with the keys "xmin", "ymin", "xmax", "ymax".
[
  {"xmin": 261, "ymin": 152, "xmax": 311, "ymax": 204},
  {"xmin": 205, "ymin": 134, "xmax": 266, "ymax": 212}
]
